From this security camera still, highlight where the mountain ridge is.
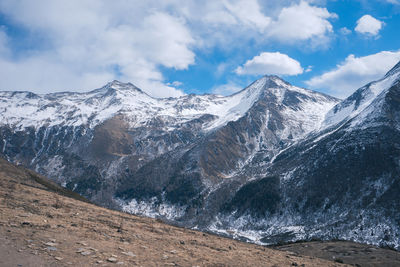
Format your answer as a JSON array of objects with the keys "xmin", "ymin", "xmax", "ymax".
[{"xmin": 1, "ymin": 61, "xmax": 400, "ymax": 249}]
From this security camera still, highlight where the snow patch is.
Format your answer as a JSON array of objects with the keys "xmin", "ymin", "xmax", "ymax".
[
  {"xmin": 40, "ymin": 156, "xmax": 65, "ymax": 182},
  {"xmin": 117, "ymin": 197, "xmax": 187, "ymax": 220}
]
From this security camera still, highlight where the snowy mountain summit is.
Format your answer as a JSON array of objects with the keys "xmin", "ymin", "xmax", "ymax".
[
  {"xmin": 323, "ymin": 60, "xmax": 400, "ymax": 130},
  {"xmin": 0, "ymin": 75, "xmax": 337, "ymax": 135},
  {"xmin": 1, "ymin": 61, "xmax": 400, "ymax": 249}
]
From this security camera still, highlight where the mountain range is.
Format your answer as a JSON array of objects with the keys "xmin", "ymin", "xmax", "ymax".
[{"xmin": 1, "ymin": 61, "xmax": 400, "ymax": 249}]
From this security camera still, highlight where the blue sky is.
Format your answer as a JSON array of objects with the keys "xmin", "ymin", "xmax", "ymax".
[{"xmin": 0, "ymin": 0, "xmax": 399, "ymax": 98}]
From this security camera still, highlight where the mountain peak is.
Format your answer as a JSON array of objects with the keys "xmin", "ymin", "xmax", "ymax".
[
  {"xmin": 274, "ymin": 75, "xmax": 293, "ymax": 86},
  {"xmin": 86, "ymin": 80, "xmax": 150, "ymax": 101},
  {"xmin": 323, "ymin": 60, "xmax": 400, "ymax": 129},
  {"xmin": 261, "ymin": 75, "xmax": 288, "ymax": 85},
  {"xmin": 106, "ymin": 80, "xmax": 142, "ymax": 91},
  {"xmin": 236, "ymin": 74, "xmax": 326, "ymax": 104},
  {"xmin": 263, "ymin": 74, "xmax": 284, "ymax": 80}
]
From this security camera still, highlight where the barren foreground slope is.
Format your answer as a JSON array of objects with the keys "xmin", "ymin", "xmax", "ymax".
[
  {"xmin": 275, "ymin": 241, "xmax": 400, "ymax": 267},
  {"xmin": 3, "ymin": 155, "xmax": 398, "ymax": 267},
  {"xmin": 0, "ymin": 157, "xmax": 346, "ymax": 267}
]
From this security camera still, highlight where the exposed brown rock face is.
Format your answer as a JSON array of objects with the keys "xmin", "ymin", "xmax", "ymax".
[{"xmin": 89, "ymin": 115, "xmax": 134, "ymax": 159}]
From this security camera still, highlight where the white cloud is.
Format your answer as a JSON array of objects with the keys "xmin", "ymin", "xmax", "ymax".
[
  {"xmin": 216, "ymin": 63, "xmax": 229, "ymax": 77},
  {"xmin": 306, "ymin": 51, "xmax": 400, "ymax": 98},
  {"xmin": 223, "ymin": 0, "xmax": 271, "ymax": 32},
  {"xmin": 235, "ymin": 52, "xmax": 303, "ymax": 76},
  {"xmin": 139, "ymin": 12, "xmax": 195, "ymax": 70},
  {"xmin": 385, "ymin": 0, "xmax": 399, "ymax": 5},
  {"xmin": 168, "ymin": 81, "xmax": 183, "ymax": 87},
  {"xmin": 355, "ymin": 15, "xmax": 384, "ymax": 36},
  {"xmin": 267, "ymin": 1, "xmax": 337, "ymax": 43},
  {"xmin": 0, "ymin": 27, "xmax": 9, "ymax": 56},
  {"xmin": 0, "ymin": 0, "xmax": 192, "ymax": 97},
  {"xmin": 200, "ymin": 1, "xmax": 336, "ymax": 47},
  {"xmin": 0, "ymin": 56, "xmax": 115, "ymax": 93},
  {"xmin": 200, "ymin": 0, "xmax": 271, "ymax": 32},
  {"xmin": 339, "ymin": 27, "xmax": 352, "ymax": 35},
  {"xmin": 0, "ymin": 0, "xmax": 338, "ymax": 96},
  {"xmin": 212, "ymin": 81, "xmax": 243, "ymax": 96}
]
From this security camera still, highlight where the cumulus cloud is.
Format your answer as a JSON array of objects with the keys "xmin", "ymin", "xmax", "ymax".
[
  {"xmin": 339, "ymin": 27, "xmax": 352, "ymax": 35},
  {"xmin": 267, "ymin": 1, "xmax": 337, "ymax": 43},
  {"xmin": 200, "ymin": 0, "xmax": 272, "ymax": 34},
  {"xmin": 306, "ymin": 51, "xmax": 400, "ymax": 98},
  {"xmin": 355, "ymin": 15, "xmax": 384, "ymax": 36},
  {"xmin": 223, "ymin": 0, "xmax": 271, "ymax": 31},
  {"xmin": 188, "ymin": 0, "xmax": 335, "ymax": 47},
  {"xmin": 0, "ymin": 0, "xmax": 338, "ymax": 96},
  {"xmin": 0, "ymin": 0, "xmax": 192, "ymax": 97},
  {"xmin": 235, "ymin": 52, "xmax": 303, "ymax": 76}
]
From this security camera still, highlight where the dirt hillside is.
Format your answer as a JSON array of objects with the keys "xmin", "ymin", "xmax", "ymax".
[
  {"xmin": 0, "ymin": 157, "xmax": 364, "ymax": 266},
  {"xmin": 275, "ymin": 241, "xmax": 400, "ymax": 267}
]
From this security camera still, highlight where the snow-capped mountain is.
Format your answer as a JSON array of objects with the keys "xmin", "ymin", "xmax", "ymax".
[
  {"xmin": 211, "ymin": 61, "xmax": 400, "ymax": 248},
  {"xmin": 0, "ymin": 77, "xmax": 336, "ymax": 135},
  {"xmin": 0, "ymin": 75, "xmax": 337, "ymax": 179},
  {"xmin": 322, "ymin": 61, "xmax": 400, "ymax": 130},
  {"xmin": 1, "ymin": 61, "xmax": 400, "ymax": 249}
]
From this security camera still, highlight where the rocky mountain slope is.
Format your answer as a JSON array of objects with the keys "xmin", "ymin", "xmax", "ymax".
[
  {"xmin": 212, "ymin": 62, "xmax": 400, "ymax": 248},
  {"xmin": 0, "ymin": 156, "xmax": 348, "ymax": 267},
  {"xmin": 1, "ymin": 61, "xmax": 400, "ymax": 249},
  {"xmin": 0, "ymin": 75, "xmax": 338, "ymax": 207}
]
